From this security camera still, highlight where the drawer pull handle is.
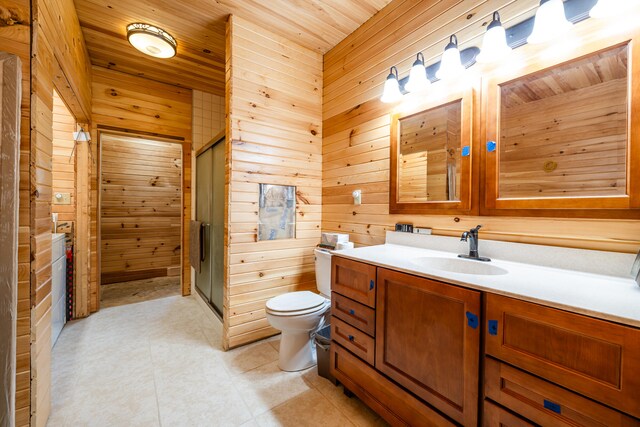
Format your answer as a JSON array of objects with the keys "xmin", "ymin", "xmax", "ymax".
[
  {"xmin": 369, "ymin": 280, "xmax": 374, "ymax": 291},
  {"xmin": 349, "ymin": 309, "xmax": 355, "ymax": 315},
  {"xmin": 348, "ymin": 335, "xmax": 355, "ymax": 341},
  {"xmin": 488, "ymin": 320, "xmax": 498, "ymax": 336},
  {"xmin": 466, "ymin": 311, "xmax": 478, "ymax": 329},
  {"xmin": 544, "ymin": 399, "xmax": 561, "ymax": 414}
]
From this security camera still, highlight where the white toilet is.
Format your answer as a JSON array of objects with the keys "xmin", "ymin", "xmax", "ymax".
[{"xmin": 265, "ymin": 248, "xmax": 332, "ymax": 371}]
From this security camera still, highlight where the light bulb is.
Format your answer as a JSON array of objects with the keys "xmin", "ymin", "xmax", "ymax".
[
  {"xmin": 404, "ymin": 53, "xmax": 430, "ymax": 93},
  {"xmin": 527, "ymin": 0, "xmax": 572, "ymax": 45},
  {"xmin": 436, "ymin": 35, "xmax": 465, "ymax": 80},
  {"xmin": 380, "ymin": 66, "xmax": 403, "ymax": 103},
  {"xmin": 477, "ymin": 11, "xmax": 512, "ymax": 63}
]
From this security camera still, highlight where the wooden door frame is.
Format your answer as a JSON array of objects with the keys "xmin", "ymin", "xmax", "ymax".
[{"xmin": 96, "ymin": 128, "xmax": 191, "ymax": 310}]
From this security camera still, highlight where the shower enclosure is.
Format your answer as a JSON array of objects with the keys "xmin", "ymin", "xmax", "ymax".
[{"xmin": 195, "ymin": 136, "xmax": 225, "ymax": 316}]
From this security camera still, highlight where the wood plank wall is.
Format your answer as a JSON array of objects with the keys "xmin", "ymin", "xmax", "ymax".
[
  {"xmin": 0, "ymin": 1, "xmax": 32, "ymax": 424},
  {"xmin": 0, "ymin": 51, "xmax": 22, "ymax": 427},
  {"xmin": 52, "ymin": 92, "xmax": 76, "ymax": 224},
  {"xmin": 0, "ymin": 0, "xmax": 91, "ymax": 424},
  {"xmin": 92, "ymin": 66, "xmax": 193, "ymax": 297},
  {"xmin": 225, "ymin": 16, "xmax": 323, "ymax": 349},
  {"xmin": 322, "ymin": 0, "xmax": 640, "ymax": 253},
  {"xmin": 100, "ymin": 134, "xmax": 183, "ymax": 284}
]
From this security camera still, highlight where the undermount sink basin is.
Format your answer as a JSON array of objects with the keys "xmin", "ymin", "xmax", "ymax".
[{"xmin": 411, "ymin": 256, "xmax": 509, "ymax": 276}]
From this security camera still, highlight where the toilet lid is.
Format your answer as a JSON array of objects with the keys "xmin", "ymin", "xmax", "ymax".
[{"xmin": 266, "ymin": 291, "xmax": 327, "ymax": 313}]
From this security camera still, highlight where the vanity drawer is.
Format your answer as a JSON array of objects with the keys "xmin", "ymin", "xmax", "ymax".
[
  {"xmin": 485, "ymin": 294, "xmax": 640, "ymax": 419},
  {"xmin": 331, "ymin": 292, "xmax": 375, "ymax": 336},
  {"xmin": 483, "ymin": 400, "xmax": 534, "ymax": 427},
  {"xmin": 331, "ymin": 317, "xmax": 375, "ymax": 366},
  {"xmin": 331, "ymin": 257, "xmax": 377, "ymax": 307},
  {"xmin": 485, "ymin": 357, "xmax": 640, "ymax": 426}
]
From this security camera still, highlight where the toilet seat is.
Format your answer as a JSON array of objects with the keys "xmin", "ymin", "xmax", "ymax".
[{"xmin": 266, "ymin": 291, "xmax": 329, "ymax": 317}]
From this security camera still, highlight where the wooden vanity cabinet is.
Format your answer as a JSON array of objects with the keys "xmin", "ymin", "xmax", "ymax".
[
  {"xmin": 485, "ymin": 293, "xmax": 640, "ymax": 421},
  {"xmin": 330, "ymin": 256, "xmax": 640, "ymax": 426},
  {"xmin": 329, "ymin": 256, "xmax": 481, "ymax": 426}
]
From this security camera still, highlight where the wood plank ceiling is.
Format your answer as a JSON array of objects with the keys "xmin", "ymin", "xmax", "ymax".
[{"xmin": 73, "ymin": 0, "xmax": 392, "ymax": 95}]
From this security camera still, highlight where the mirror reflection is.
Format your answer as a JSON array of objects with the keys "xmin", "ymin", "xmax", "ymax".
[
  {"xmin": 499, "ymin": 44, "xmax": 628, "ymax": 199},
  {"xmin": 397, "ymin": 100, "xmax": 463, "ymax": 203}
]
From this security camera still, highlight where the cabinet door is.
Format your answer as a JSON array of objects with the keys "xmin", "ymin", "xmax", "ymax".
[
  {"xmin": 375, "ymin": 268, "xmax": 481, "ymax": 426},
  {"xmin": 482, "ymin": 21, "xmax": 640, "ymax": 219},
  {"xmin": 331, "ymin": 257, "xmax": 377, "ymax": 307},
  {"xmin": 485, "ymin": 294, "xmax": 640, "ymax": 419},
  {"xmin": 331, "ymin": 343, "xmax": 455, "ymax": 427}
]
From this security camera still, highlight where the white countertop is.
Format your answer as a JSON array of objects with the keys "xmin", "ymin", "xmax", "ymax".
[{"xmin": 333, "ymin": 234, "xmax": 640, "ymax": 328}]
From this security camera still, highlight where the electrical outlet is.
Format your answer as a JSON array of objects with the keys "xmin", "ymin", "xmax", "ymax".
[{"xmin": 53, "ymin": 192, "xmax": 71, "ymax": 205}]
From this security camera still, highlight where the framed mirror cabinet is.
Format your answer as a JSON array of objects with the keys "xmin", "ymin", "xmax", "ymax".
[
  {"xmin": 390, "ymin": 87, "xmax": 475, "ymax": 214},
  {"xmin": 482, "ymin": 24, "xmax": 640, "ymax": 219}
]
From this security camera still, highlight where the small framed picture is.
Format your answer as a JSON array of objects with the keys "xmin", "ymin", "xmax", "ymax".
[{"xmin": 258, "ymin": 184, "xmax": 296, "ymax": 241}]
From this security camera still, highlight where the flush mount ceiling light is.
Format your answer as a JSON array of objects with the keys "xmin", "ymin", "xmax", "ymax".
[
  {"xmin": 477, "ymin": 11, "xmax": 512, "ymax": 63},
  {"xmin": 405, "ymin": 52, "xmax": 431, "ymax": 93},
  {"xmin": 527, "ymin": 0, "xmax": 572, "ymax": 44},
  {"xmin": 380, "ymin": 66, "xmax": 403, "ymax": 103},
  {"xmin": 127, "ymin": 23, "xmax": 177, "ymax": 58},
  {"xmin": 435, "ymin": 35, "xmax": 465, "ymax": 80}
]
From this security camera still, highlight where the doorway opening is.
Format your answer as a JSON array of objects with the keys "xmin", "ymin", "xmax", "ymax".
[{"xmin": 99, "ymin": 132, "xmax": 183, "ymax": 308}]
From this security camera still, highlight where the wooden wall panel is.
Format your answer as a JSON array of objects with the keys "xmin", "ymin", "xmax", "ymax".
[
  {"xmin": 92, "ymin": 66, "xmax": 192, "ymax": 297},
  {"xmin": 39, "ymin": 0, "xmax": 92, "ymax": 121},
  {"xmin": 51, "ymin": 91, "xmax": 76, "ymax": 223},
  {"xmin": 100, "ymin": 134, "xmax": 182, "ymax": 284},
  {"xmin": 0, "ymin": 2, "xmax": 32, "ymax": 425},
  {"xmin": 322, "ymin": 0, "xmax": 640, "ymax": 253},
  {"xmin": 2, "ymin": 0, "xmax": 91, "ymax": 424},
  {"xmin": 0, "ymin": 51, "xmax": 22, "ymax": 427},
  {"xmin": 226, "ymin": 15, "xmax": 323, "ymax": 349},
  {"xmin": 31, "ymin": 17, "xmax": 55, "ymax": 427}
]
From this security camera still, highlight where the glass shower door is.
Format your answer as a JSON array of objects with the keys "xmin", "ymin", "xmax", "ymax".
[{"xmin": 195, "ymin": 138, "xmax": 224, "ymax": 316}]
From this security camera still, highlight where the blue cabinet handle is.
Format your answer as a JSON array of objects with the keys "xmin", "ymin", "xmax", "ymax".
[
  {"xmin": 348, "ymin": 335, "xmax": 355, "ymax": 341},
  {"xmin": 349, "ymin": 309, "xmax": 355, "ymax": 315},
  {"xmin": 544, "ymin": 400, "xmax": 561, "ymax": 414},
  {"xmin": 369, "ymin": 280, "xmax": 375, "ymax": 291},
  {"xmin": 466, "ymin": 311, "xmax": 479, "ymax": 329},
  {"xmin": 488, "ymin": 320, "xmax": 498, "ymax": 336}
]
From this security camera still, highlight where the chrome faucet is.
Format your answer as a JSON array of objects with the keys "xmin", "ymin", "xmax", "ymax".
[{"xmin": 459, "ymin": 225, "xmax": 491, "ymax": 262}]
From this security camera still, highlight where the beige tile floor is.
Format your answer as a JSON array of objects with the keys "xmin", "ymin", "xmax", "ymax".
[{"xmin": 48, "ymin": 294, "xmax": 388, "ymax": 427}]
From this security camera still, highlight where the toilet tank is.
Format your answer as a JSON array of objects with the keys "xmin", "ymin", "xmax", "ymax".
[{"xmin": 314, "ymin": 248, "xmax": 332, "ymax": 297}]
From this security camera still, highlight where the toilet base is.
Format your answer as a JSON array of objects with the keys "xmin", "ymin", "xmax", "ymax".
[{"xmin": 278, "ymin": 331, "xmax": 317, "ymax": 371}]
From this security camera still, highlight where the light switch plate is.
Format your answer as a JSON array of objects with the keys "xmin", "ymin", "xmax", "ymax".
[{"xmin": 53, "ymin": 192, "xmax": 71, "ymax": 205}]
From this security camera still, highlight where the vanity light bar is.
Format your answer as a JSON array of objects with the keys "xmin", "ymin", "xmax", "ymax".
[{"xmin": 389, "ymin": 0, "xmax": 598, "ymax": 96}]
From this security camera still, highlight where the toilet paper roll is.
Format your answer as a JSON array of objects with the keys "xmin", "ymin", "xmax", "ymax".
[{"xmin": 336, "ymin": 242, "xmax": 354, "ymax": 250}]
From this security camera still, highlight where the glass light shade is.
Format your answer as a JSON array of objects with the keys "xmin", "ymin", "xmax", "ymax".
[
  {"xmin": 477, "ymin": 13, "xmax": 512, "ymax": 63},
  {"xmin": 380, "ymin": 67, "xmax": 403, "ymax": 103},
  {"xmin": 405, "ymin": 53, "xmax": 430, "ymax": 93},
  {"xmin": 590, "ymin": 0, "xmax": 631, "ymax": 19},
  {"xmin": 127, "ymin": 23, "xmax": 177, "ymax": 58},
  {"xmin": 435, "ymin": 36, "xmax": 465, "ymax": 80},
  {"xmin": 527, "ymin": 0, "xmax": 572, "ymax": 45}
]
